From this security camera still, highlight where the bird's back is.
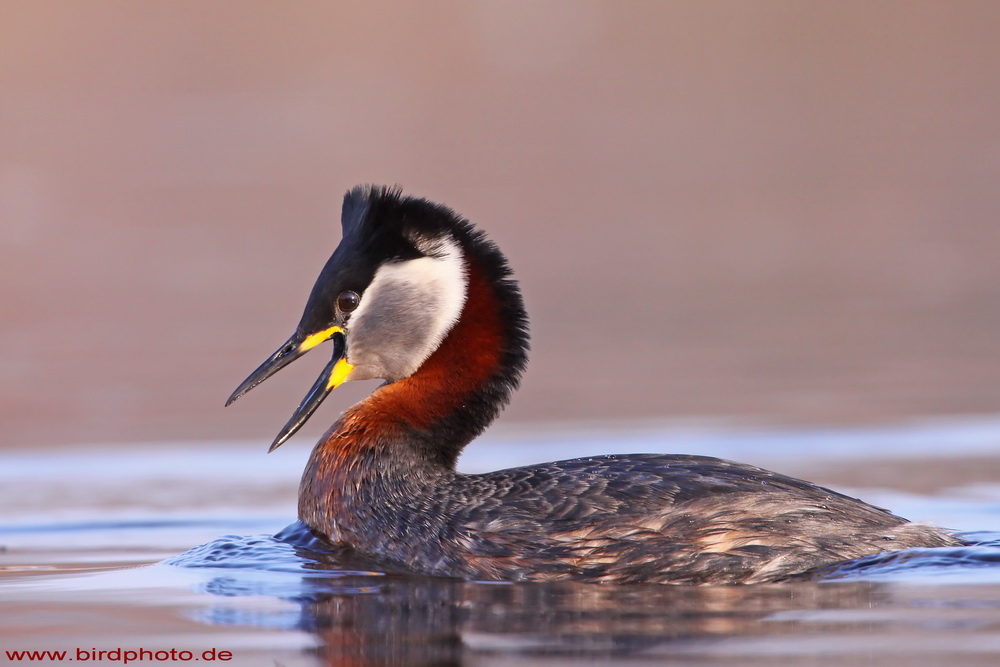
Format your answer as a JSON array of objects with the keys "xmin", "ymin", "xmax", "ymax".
[{"xmin": 426, "ymin": 454, "xmax": 960, "ymax": 584}]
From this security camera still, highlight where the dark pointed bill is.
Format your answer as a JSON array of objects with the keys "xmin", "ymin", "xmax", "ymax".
[
  {"xmin": 225, "ymin": 333, "xmax": 307, "ymax": 406},
  {"xmin": 269, "ymin": 332, "xmax": 348, "ymax": 451}
]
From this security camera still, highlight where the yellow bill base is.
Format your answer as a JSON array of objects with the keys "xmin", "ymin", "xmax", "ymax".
[
  {"xmin": 299, "ymin": 326, "xmax": 343, "ymax": 352},
  {"xmin": 327, "ymin": 358, "xmax": 354, "ymax": 390}
]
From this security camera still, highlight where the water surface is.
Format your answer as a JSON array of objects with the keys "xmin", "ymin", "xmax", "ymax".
[{"xmin": 3, "ymin": 419, "xmax": 1000, "ymax": 665}]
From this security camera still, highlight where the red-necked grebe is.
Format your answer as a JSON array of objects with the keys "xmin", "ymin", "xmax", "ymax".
[{"xmin": 227, "ymin": 185, "xmax": 958, "ymax": 584}]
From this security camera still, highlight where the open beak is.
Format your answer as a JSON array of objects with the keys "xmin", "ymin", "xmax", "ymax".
[{"xmin": 226, "ymin": 326, "xmax": 353, "ymax": 451}]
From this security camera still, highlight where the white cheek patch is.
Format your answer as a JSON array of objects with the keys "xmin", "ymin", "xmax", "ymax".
[{"xmin": 347, "ymin": 236, "xmax": 468, "ymax": 381}]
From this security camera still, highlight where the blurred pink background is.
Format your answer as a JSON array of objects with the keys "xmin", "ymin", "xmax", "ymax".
[{"xmin": 2, "ymin": 1, "xmax": 999, "ymax": 448}]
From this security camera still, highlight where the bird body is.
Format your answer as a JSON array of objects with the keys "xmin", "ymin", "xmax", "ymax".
[{"xmin": 229, "ymin": 185, "xmax": 958, "ymax": 584}]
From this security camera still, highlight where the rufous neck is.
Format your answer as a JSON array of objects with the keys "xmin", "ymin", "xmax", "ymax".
[{"xmin": 356, "ymin": 254, "xmax": 525, "ymax": 465}]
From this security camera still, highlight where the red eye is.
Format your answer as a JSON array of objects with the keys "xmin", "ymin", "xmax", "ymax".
[{"xmin": 337, "ymin": 290, "xmax": 361, "ymax": 313}]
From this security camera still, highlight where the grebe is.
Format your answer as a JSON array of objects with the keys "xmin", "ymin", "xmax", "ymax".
[{"xmin": 227, "ymin": 185, "xmax": 958, "ymax": 584}]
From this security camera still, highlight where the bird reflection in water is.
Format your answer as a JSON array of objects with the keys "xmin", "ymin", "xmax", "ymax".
[{"xmin": 180, "ymin": 531, "xmax": 887, "ymax": 665}]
